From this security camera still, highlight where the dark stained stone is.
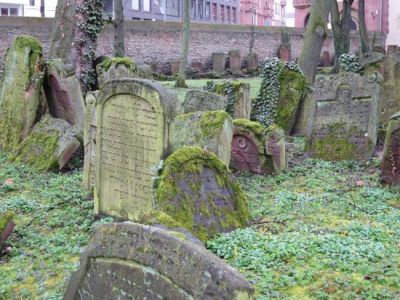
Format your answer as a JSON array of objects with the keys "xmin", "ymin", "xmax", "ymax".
[{"xmin": 381, "ymin": 114, "xmax": 400, "ymax": 185}]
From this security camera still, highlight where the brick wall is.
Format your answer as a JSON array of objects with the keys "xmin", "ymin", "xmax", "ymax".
[{"xmin": 0, "ymin": 17, "xmax": 387, "ymax": 74}]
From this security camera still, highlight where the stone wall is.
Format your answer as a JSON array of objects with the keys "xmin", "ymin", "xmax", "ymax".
[{"xmin": 0, "ymin": 17, "xmax": 387, "ymax": 74}]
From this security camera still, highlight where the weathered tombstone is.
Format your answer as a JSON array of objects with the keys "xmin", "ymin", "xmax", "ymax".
[
  {"xmin": 245, "ymin": 53, "xmax": 259, "ymax": 73},
  {"xmin": 64, "ymin": 222, "xmax": 254, "ymax": 300},
  {"xmin": 11, "ymin": 115, "xmax": 81, "ymax": 171},
  {"xmin": 182, "ymin": 89, "xmax": 227, "ymax": 114},
  {"xmin": 373, "ymin": 46, "xmax": 386, "ymax": 55},
  {"xmin": 0, "ymin": 211, "xmax": 14, "ymax": 251},
  {"xmin": 155, "ymin": 146, "xmax": 249, "ymax": 241},
  {"xmin": 309, "ymin": 72, "xmax": 382, "ymax": 160},
  {"xmin": 212, "ymin": 52, "xmax": 226, "ymax": 73},
  {"xmin": 0, "ymin": 35, "xmax": 43, "ymax": 151},
  {"xmin": 358, "ymin": 51, "xmax": 385, "ymax": 67},
  {"xmin": 170, "ymin": 59, "xmax": 181, "ymax": 75},
  {"xmin": 96, "ymin": 57, "xmax": 137, "ymax": 88},
  {"xmin": 228, "ymin": 50, "xmax": 241, "ymax": 74},
  {"xmin": 170, "ymin": 111, "xmax": 233, "ymax": 166},
  {"xmin": 278, "ymin": 45, "xmax": 291, "ymax": 62},
  {"xmin": 387, "ymin": 45, "xmax": 399, "ymax": 55},
  {"xmin": 94, "ymin": 78, "xmax": 176, "ymax": 221},
  {"xmin": 292, "ymin": 92, "xmax": 315, "ymax": 138},
  {"xmin": 381, "ymin": 112, "xmax": 400, "ymax": 185},
  {"xmin": 82, "ymin": 91, "xmax": 98, "ymax": 191},
  {"xmin": 230, "ymin": 119, "xmax": 286, "ymax": 175},
  {"xmin": 44, "ymin": 60, "xmax": 85, "ymax": 133},
  {"xmin": 213, "ymin": 82, "xmax": 252, "ymax": 119},
  {"xmin": 321, "ymin": 51, "xmax": 332, "ymax": 66}
]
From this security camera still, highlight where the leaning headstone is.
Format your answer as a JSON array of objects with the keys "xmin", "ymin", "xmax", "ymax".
[
  {"xmin": 212, "ymin": 52, "xmax": 226, "ymax": 73},
  {"xmin": 182, "ymin": 89, "xmax": 226, "ymax": 114},
  {"xmin": 213, "ymin": 82, "xmax": 252, "ymax": 119},
  {"xmin": 11, "ymin": 115, "xmax": 81, "ymax": 171},
  {"xmin": 230, "ymin": 119, "xmax": 286, "ymax": 175},
  {"xmin": 44, "ymin": 60, "xmax": 85, "ymax": 133},
  {"xmin": 228, "ymin": 50, "xmax": 241, "ymax": 74},
  {"xmin": 0, "ymin": 35, "xmax": 43, "ymax": 151},
  {"xmin": 309, "ymin": 72, "xmax": 382, "ymax": 160},
  {"xmin": 82, "ymin": 91, "xmax": 98, "ymax": 191},
  {"xmin": 170, "ymin": 111, "xmax": 233, "ymax": 166},
  {"xmin": 0, "ymin": 211, "xmax": 14, "ymax": 251},
  {"xmin": 381, "ymin": 112, "xmax": 400, "ymax": 185},
  {"xmin": 94, "ymin": 78, "xmax": 176, "ymax": 221},
  {"xmin": 64, "ymin": 222, "xmax": 254, "ymax": 300},
  {"xmin": 96, "ymin": 57, "xmax": 137, "ymax": 88},
  {"xmin": 155, "ymin": 146, "xmax": 249, "ymax": 241}
]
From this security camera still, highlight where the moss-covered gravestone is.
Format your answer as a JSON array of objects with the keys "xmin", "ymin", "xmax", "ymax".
[
  {"xmin": 96, "ymin": 57, "xmax": 138, "ymax": 88},
  {"xmin": 230, "ymin": 119, "xmax": 286, "ymax": 175},
  {"xmin": 0, "ymin": 36, "xmax": 43, "ymax": 151},
  {"xmin": 182, "ymin": 89, "xmax": 226, "ymax": 114},
  {"xmin": 64, "ymin": 222, "xmax": 254, "ymax": 300},
  {"xmin": 44, "ymin": 60, "xmax": 85, "ymax": 133},
  {"xmin": 212, "ymin": 82, "xmax": 252, "ymax": 119},
  {"xmin": 170, "ymin": 110, "xmax": 233, "ymax": 166},
  {"xmin": 0, "ymin": 211, "xmax": 14, "ymax": 251},
  {"xmin": 309, "ymin": 72, "xmax": 382, "ymax": 161},
  {"xmin": 381, "ymin": 112, "xmax": 400, "ymax": 185},
  {"xmin": 94, "ymin": 78, "xmax": 176, "ymax": 220},
  {"xmin": 11, "ymin": 115, "xmax": 81, "ymax": 171},
  {"xmin": 155, "ymin": 146, "xmax": 249, "ymax": 242}
]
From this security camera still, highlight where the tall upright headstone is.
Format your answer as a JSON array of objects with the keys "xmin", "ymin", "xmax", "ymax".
[
  {"xmin": 228, "ymin": 50, "xmax": 241, "ymax": 74},
  {"xmin": 381, "ymin": 112, "xmax": 400, "ymax": 185},
  {"xmin": 94, "ymin": 78, "xmax": 176, "ymax": 220},
  {"xmin": 212, "ymin": 52, "xmax": 226, "ymax": 73}
]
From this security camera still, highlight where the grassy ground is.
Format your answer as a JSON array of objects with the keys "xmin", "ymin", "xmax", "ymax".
[{"xmin": 0, "ymin": 141, "xmax": 399, "ymax": 299}]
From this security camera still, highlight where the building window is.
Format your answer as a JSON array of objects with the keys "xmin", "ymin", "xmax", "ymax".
[
  {"xmin": 30, "ymin": 0, "xmax": 35, "ymax": 6},
  {"xmin": 212, "ymin": 3, "xmax": 217, "ymax": 21},
  {"xmin": 226, "ymin": 6, "xmax": 230, "ymax": 23},
  {"xmin": 143, "ymin": 0, "xmax": 150, "ymax": 12},
  {"xmin": 132, "ymin": 0, "xmax": 139, "ymax": 10},
  {"xmin": 1, "ymin": 7, "xmax": 18, "ymax": 16},
  {"xmin": 220, "ymin": 5, "xmax": 224, "ymax": 22},
  {"xmin": 10, "ymin": 7, "xmax": 17, "ymax": 15},
  {"xmin": 198, "ymin": 0, "xmax": 203, "ymax": 19},
  {"xmin": 191, "ymin": 0, "xmax": 196, "ymax": 18},
  {"xmin": 205, "ymin": 2, "xmax": 210, "ymax": 20},
  {"xmin": 232, "ymin": 7, "xmax": 236, "ymax": 23}
]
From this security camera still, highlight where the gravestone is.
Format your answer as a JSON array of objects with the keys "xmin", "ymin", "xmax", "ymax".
[
  {"xmin": 83, "ymin": 91, "xmax": 98, "ymax": 191},
  {"xmin": 44, "ymin": 60, "xmax": 85, "ymax": 133},
  {"xmin": 230, "ymin": 119, "xmax": 286, "ymax": 175},
  {"xmin": 11, "ymin": 115, "xmax": 81, "ymax": 171},
  {"xmin": 245, "ymin": 53, "xmax": 258, "ymax": 73},
  {"xmin": 64, "ymin": 222, "xmax": 254, "ymax": 300},
  {"xmin": 170, "ymin": 59, "xmax": 181, "ymax": 74},
  {"xmin": 96, "ymin": 57, "xmax": 137, "ymax": 88},
  {"xmin": 213, "ymin": 82, "xmax": 252, "ymax": 119},
  {"xmin": 155, "ymin": 146, "xmax": 249, "ymax": 241},
  {"xmin": 381, "ymin": 113, "xmax": 400, "ymax": 185},
  {"xmin": 212, "ymin": 52, "xmax": 226, "ymax": 73},
  {"xmin": 170, "ymin": 111, "xmax": 233, "ymax": 166},
  {"xmin": 182, "ymin": 89, "xmax": 227, "ymax": 114},
  {"xmin": 0, "ymin": 35, "xmax": 43, "ymax": 151},
  {"xmin": 94, "ymin": 78, "xmax": 176, "ymax": 220},
  {"xmin": 278, "ymin": 45, "xmax": 291, "ymax": 62},
  {"xmin": 387, "ymin": 45, "xmax": 399, "ymax": 55},
  {"xmin": 309, "ymin": 72, "xmax": 382, "ymax": 160},
  {"xmin": 321, "ymin": 51, "xmax": 332, "ymax": 66},
  {"xmin": 0, "ymin": 211, "xmax": 14, "ymax": 251},
  {"xmin": 228, "ymin": 50, "xmax": 241, "ymax": 74}
]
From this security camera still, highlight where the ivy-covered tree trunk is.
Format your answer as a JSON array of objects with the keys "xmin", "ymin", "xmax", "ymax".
[
  {"xmin": 299, "ymin": 0, "xmax": 330, "ymax": 84},
  {"xmin": 50, "ymin": 0, "xmax": 105, "ymax": 94},
  {"xmin": 175, "ymin": 0, "xmax": 190, "ymax": 88},
  {"xmin": 114, "ymin": 0, "xmax": 125, "ymax": 57},
  {"xmin": 358, "ymin": 0, "xmax": 370, "ymax": 54}
]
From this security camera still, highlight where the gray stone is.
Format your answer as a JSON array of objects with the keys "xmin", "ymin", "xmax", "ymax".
[
  {"xmin": 96, "ymin": 57, "xmax": 138, "ymax": 88},
  {"xmin": 212, "ymin": 52, "xmax": 226, "ymax": 73},
  {"xmin": 182, "ymin": 89, "xmax": 227, "ymax": 114},
  {"xmin": 358, "ymin": 51, "xmax": 385, "ymax": 67},
  {"xmin": 228, "ymin": 50, "xmax": 241, "ymax": 74},
  {"xmin": 381, "ymin": 113, "xmax": 400, "ymax": 185},
  {"xmin": 64, "ymin": 222, "xmax": 254, "ymax": 300}
]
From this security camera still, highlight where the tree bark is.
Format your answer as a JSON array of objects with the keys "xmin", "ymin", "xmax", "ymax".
[
  {"xmin": 175, "ymin": 0, "xmax": 190, "ymax": 88},
  {"xmin": 299, "ymin": 0, "xmax": 330, "ymax": 84},
  {"xmin": 114, "ymin": 0, "xmax": 125, "ymax": 57},
  {"xmin": 358, "ymin": 0, "xmax": 370, "ymax": 53}
]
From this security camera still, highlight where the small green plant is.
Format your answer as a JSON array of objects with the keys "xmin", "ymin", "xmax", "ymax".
[{"xmin": 339, "ymin": 54, "xmax": 363, "ymax": 73}]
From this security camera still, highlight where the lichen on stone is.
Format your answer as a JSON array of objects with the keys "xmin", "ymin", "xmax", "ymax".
[
  {"xmin": 199, "ymin": 110, "xmax": 231, "ymax": 137},
  {"xmin": 100, "ymin": 57, "xmax": 136, "ymax": 72},
  {"xmin": 0, "ymin": 211, "xmax": 14, "ymax": 234}
]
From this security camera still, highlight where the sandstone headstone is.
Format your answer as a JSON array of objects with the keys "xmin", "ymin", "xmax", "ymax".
[
  {"xmin": 381, "ymin": 112, "xmax": 400, "ymax": 185},
  {"xmin": 278, "ymin": 45, "xmax": 291, "ymax": 62},
  {"xmin": 155, "ymin": 146, "xmax": 249, "ymax": 241},
  {"xmin": 0, "ymin": 211, "xmax": 14, "ymax": 251},
  {"xmin": 245, "ymin": 53, "xmax": 259, "ymax": 73},
  {"xmin": 212, "ymin": 52, "xmax": 226, "ymax": 73},
  {"xmin": 11, "ymin": 115, "xmax": 80, "ymax": 171},
  {"xmin": 170, "ymin": 59, "xmax": 180, "ymax": 74},
  {"xmin": 228, "ymin": 50, "xmax": 241, "ymax": 74},
  {"xmin": 309, "ymin": 72, "xmax": 382, "ymax": 160},
  {"xmin": 94, "ymin": 78, "xmax": 176, "ymax": 220},
  {"xmin": 213, "ymin": 82, "xmax": 252, "ymax": 119},
  {"xmin": 0, "ymin": 36, "xmax": 43, "ymax": 151},
  {"xmin": 182, "ymin": 89, "xmax": 226, "ymax": 114},
  {"xmin": 171, "ymin": 111, "xmax": 233, "ymax": 166},
  {"xmin": 321, "ymin": 51, "xmax": 332, "ymax": 66},
  {"xmin": 44, "ymin": 60, "xmax": 85, "ymax": 133},
  {"xmin": 230, "ymin": 119, "xmax": 286, "ymax": 175},
  {"xmin": 64, "ymin": 222, "xmax": 254, "ymax": 300},
  {"xmin": 292, "ymin": 92, "xmax": 315, "ymax": 138},
  {"xmin": 96, "ymin": 57, "xmax": 137, "ymax": 88}
]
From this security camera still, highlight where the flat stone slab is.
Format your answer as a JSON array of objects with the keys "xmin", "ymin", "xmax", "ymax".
[{"xmin": 64, "ymin": 222, "xmax": 254, "ymax": 300}]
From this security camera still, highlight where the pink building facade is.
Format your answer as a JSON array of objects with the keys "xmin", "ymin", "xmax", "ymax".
[
  {"xmin": 240, "ymin": 0, "xmax": 286, "ymax": 26},
  {"xmin": 293, "ymin": 0, "xmax": 389, "ymax": 33}
]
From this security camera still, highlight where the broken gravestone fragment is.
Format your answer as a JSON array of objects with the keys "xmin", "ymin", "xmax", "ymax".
[
  {"xmin": 155, "ymin": 146, "xmax": 249, "ymax": 242},
  {"xmin": 170, "ymin": 110, "xmax": 233, "ymax": 166},
  {"xmin": 0, "ymin": 211, "xmax": 14, "ymax": 251},
  {"xmin": 381, "ymin": 112, "xmax": 400, "ymax": 185},
  {"xmin": 96, "ymin": 57, "xmax": 137, "ymax": 87},
  {"xmin": 182, "ymin": 89, "xmax": 226, "ymax": 114},
  {"xmin": 0, "ymin": 35, "xmax": 43, "ymax": 152},
  {"xmin": 64, "ymin": 222, "xmax": 254, "ymax": 300},
  {"xmin": 44, "ymin": 60, "xmax": 85, "ymax": 133},
  {"xmin": 230, "ymin": 119, "xmax": 286, "ymax": 175},
  {"xmin": 11, "ymin": 115, "xmax": 80, "ymax": 171}
]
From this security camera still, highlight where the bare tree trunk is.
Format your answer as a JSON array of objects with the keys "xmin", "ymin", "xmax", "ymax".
[
  {"xmin": 299, "ymin": 0, "xmax": 330, "ymax": 84},
  {"xmin": 358, "ymin": 0, "xmax": 370, "ymax": 53},
  {"xmin": 114, "ymin": 0, "xmax": 125, "ymax": 57},
  {"xmin": 175, "ymin": 0, "xmax": 190, "ymax": 88}
]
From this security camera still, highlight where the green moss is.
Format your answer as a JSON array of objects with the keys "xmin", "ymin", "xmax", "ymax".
[
  {"xmin": 100, "ymin": 57, "xmax": 136, "ymax": 72},
  {"xmin": 155, "ymin": 146, "xmax": 249, "ymax": 242},
  {"xmin": 138, "ymin": 211, "xmax": 183, "ymax": 228},
  {"xmin": 199, "ymin": 110, "xmax": 230, "ymax": 137},
  {"xmin": 233, "ymin": 119, "xmax": 267, "ymax": 140},
  {"xmin": 0, "ymin": 211, "xmax": 14, "ymax": 234}
]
